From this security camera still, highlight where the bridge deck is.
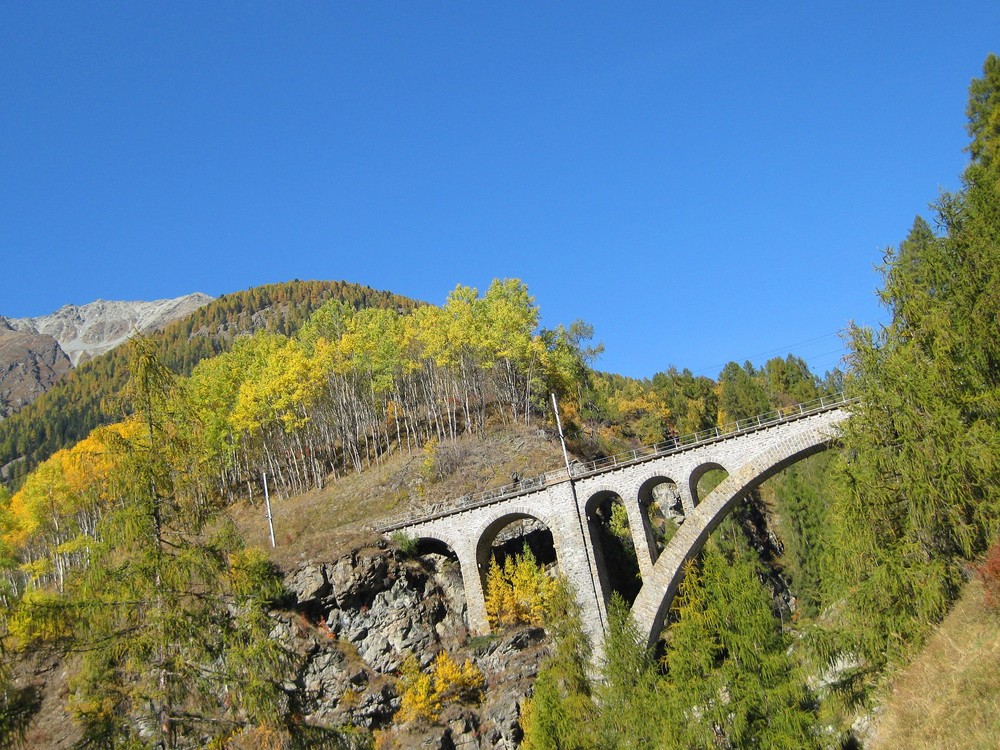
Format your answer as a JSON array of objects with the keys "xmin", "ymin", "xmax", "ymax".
[{"xmin": 376, "ymin": 393, "xmax": 851, "ymax": 532}]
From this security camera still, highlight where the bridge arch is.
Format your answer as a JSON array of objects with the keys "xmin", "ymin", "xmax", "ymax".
[
  {"xmin": 631, "ymin": 427, "xmax": 839, "ymax": 649},
  {"xmin": 584, "ymin": 489, "xmax": 643, "ymax": 605},
  {"xmin": 473, "ymin": 507, "xmax": 562, "ymax": 591},
  {"xmin": 688, "ymin": 461, "xmax": 729, "ymax": 507},
  {"xmin": 413, "ymin": 535, "xmax": 460, "ymax": 560},
  {"xmin": 637, "ymin": 474, "xmax": 682, "ymax": 561}
]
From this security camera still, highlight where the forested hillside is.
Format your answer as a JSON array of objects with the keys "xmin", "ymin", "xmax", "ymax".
[{"xmin": 0, "ymin": 280, "xmax": 420, "ymax": 487}]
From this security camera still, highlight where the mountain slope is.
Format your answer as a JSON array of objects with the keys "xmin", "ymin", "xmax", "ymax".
[
  {"xmin": 0, "ymin": 328, "xmax": 72, "ymax": 417},
  {"xmin": 4, "ymin": 294, "xmax": 214, "ymax": 366},
  {"xmin": 0, "ymin": 294, "xmax": 214, "ymax": 420}
]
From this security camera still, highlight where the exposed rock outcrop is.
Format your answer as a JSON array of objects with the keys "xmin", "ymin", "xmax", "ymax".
[
  {"xmin": 0, "ymin": 329, "xmax": 71, "ymax": 417},
  {"xmin": 281, "ymin": 542, "xmax": 546, "ymax": 748}
]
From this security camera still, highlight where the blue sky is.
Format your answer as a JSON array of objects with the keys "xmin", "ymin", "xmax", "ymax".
[{"xmin": 2, "ymin": 3, "xmax": 997, "ymax": 379}]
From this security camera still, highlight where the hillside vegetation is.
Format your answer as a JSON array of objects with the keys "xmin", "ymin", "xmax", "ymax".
[
  {"xmin": 868, "ymin": 580, "xmax": 1000, "ymax": 750},
  {"xmin": 0, "ymin": 279, "xmax": 420, "ymax": 487}
]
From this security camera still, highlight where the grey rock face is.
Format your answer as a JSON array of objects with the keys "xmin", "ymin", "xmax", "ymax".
[
  {"xmin": 6, "ymin": 293, "xmax": 213, "ymax": 367},
  {"xmin": 0, "ymin": 329, "xmax": 72, "ymax": 417},
  {"xmin": 282, "ymin": 545, "xmax": 546, "ymax": 747}
]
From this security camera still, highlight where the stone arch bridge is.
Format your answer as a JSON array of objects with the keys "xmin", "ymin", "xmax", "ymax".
[{"xmin": 377, "ymin": 395, "xmax": 850, "ymax": 649}]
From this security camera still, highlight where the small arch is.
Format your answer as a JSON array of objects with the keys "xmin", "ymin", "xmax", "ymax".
[
  {"xmin": 689, "ymin": 461, "xmax": 729, "ymax": 506},
  {"xmin": 413, "ymin": 536, "xmax": 467, "ymax": 624},
  {"xmin": 637, "ymin": 475, "xmax": 683, "ymax": 558},
  {"xmin": 585, "ymin": 490, "xmax": 643, "ymax": 606},
  {"xmin": 414, "ymin": 536, "xmax": 459, "ymax": 560},
  {"xmin": 475, "ymin": 512, "xmax": 558, "ymax": 595}
]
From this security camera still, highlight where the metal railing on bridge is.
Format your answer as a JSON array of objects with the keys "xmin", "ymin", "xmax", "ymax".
[{"xmin": 375, "ymin": 392, "xmax": 852, "ymax": 532}]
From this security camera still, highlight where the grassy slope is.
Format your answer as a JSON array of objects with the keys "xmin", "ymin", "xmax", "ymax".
[
  {"xmin": 868, "ymin": 579, "xmax": 1000, "ymax": 750},
  {"xmin": 228, "ymin": 423, "xmax": 568, "ymax": 570}
]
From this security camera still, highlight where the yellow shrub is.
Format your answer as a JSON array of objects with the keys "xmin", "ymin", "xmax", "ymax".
[
  {"xmin": 484, "ymin": 547, "xmax": 555, "ymax": 629},
  {"xmin": 431, "ymin": 650, "xmax": 484, "ymax": 704},
  {"xmin": 396, "ymin": 654, "xmax": 441, "ymax": 722}
]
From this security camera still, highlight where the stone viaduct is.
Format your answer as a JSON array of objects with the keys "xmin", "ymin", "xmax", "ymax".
[{"xmin": 378, "ymin": 396, "xmax": 851, "ymax": 649}]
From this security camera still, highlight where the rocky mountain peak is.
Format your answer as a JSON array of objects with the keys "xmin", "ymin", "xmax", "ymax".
[
  {"xmin": 0, "ymin": 292, "xmax": 213, "ymax": 418},
  {"xmin": 6, "ymin": 292, "xmax": 213, "ymax": 366}
]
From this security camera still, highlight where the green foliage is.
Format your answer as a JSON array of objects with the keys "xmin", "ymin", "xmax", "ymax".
[
  {"xmin": 8, "ymin": 342, "xmax": 295, "ymax": 748},
  {"xmin": 649, "ymin": 366, "xmax": 719, "ymax": 436},
  {"xmin": 520, "ymin": 579, "xmax": 598, "ymax": 750},
  {"xmin": 660, "ymin": 536, "xmax": 820, "ymax": 749},
  {"xmin": 595, "ymin": 595, "xmax": 666, "ymax": 749},
  {"xmin": 766, "ymin": 452, "xmax": 837, "ymax": 617},
  {"xmin": 718, "ymin": 360, "xmax": 771, "ymax": 423},
  {"xmin": 390, "ymin": 531, "xmax": 418, "ymax": 557},
  {"xmin": 966, "ymin": 53, "xmax": 1000, "ymax": 169},
  {"xmin": 828, "ymin": 55, "xmax": 1000, "ymax": 680},
  {"xmin": 522, "ymin": 532, "xmax": 821, "ymax": 749}
]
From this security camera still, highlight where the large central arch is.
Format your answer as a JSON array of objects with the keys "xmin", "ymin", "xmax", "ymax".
[{"xmin": 630, "ymin": 413, "xmax": 847, "ymax": 648}]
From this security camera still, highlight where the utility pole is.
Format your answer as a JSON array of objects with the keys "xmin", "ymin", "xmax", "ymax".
[
  {"xmin": 263, "ymin": 472, "xmax": 276, "ymax": 548},
  {"xmin": 552, "ymin": 393, "xmax": 605, "ymax": 634}
]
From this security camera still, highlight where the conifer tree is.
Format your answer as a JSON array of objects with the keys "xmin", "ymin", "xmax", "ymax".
[
  {"xmin": 830, "ymin": 53, "xmax": 1000, "ymax": 675},
  {"xmin": 660, "ymin": 532, "xmax": 820, "ymax": 749},
  {"xmin": 10, "ymin": 339, "xmax": 294, "ymax": 748},
  {"xmin": 595, "ymin": 595, "xmax": 665, "ymax": 749},
  {"xmin": 520, "ymin": 579, "xmax": 599, "ymax": 750}
]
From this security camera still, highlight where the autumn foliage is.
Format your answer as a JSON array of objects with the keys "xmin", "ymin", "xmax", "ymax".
[
  {"xmin": 396, "ymin": 651, "xmax": 485, "ymax": 723},
  {"xmin": 484, "ymin": 547, "xmax": 556, "ymax": 629},
  {"xmin": 979, "ymin": 538, "xmax": 1000, "ymax": 612}
]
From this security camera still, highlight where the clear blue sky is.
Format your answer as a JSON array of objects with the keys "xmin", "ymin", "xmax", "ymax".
[{"xmin": 2, "ymin": 3, "xmax": 997, "ymax": 379}]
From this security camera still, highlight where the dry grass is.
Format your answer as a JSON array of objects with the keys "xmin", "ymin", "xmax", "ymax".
[
  {"xmin": 227, "ymin": 424, "xmax": 568, "ymax": 569},
  {"xmin": 868, "ymin": 579, "xmax": 1000, "ymax": 750}
]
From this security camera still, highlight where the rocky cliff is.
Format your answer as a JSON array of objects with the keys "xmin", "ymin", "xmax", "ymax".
[
  {"xmin": 281, "ymin": 540, "xmax": 545, "ymax": 748},
  {"xmin": 0, "ymin": 327, "xmax": 71, "ymax": 417}
]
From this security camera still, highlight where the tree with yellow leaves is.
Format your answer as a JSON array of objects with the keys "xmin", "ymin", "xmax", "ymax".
[
  {"xmin": 396, "ymin": 651, "xmax": 485, "ymax": 723},
  {"xmin": 484, "ymin": 546, "xmax": 556, "ymax": 629}
]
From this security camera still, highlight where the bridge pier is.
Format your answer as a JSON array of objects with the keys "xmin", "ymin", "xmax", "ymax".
[
  {"xmin": 622, "ymin": 494, "xmax": 657, "ymax": 579},
  {"xmin": 677, "ymin": 481, "xmax": 698, "ymax": 515},
  {"xmin": 453, "ymin": 539, "xmax": 490, "ymax": 635},
  {"xmin": 554, "ymin": 483, "xmax": 610, "ymax": 648}
]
